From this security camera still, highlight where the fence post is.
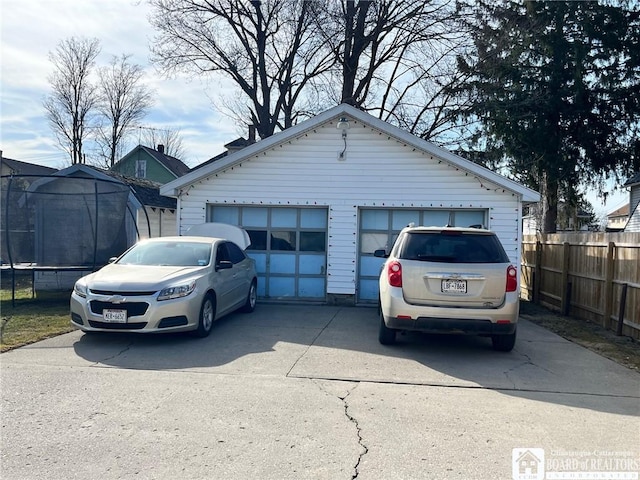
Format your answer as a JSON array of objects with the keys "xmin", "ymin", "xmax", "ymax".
[
  {"xmin": 603, "ymin": 242, "xmax": 615, "ymax": 329},
  {"xmin": 533, "ymin": 239, "xmax": 542, "ymax": 304},
  {"xmin": 561, "ymin": 242, "xmax": 571, "ymax": 315},
  {"xmin": 616, "ymin": 283, "xmax": 628, "ymax": 336}
]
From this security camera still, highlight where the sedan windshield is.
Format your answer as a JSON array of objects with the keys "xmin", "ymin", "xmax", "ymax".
[{"xmin": 118, "ymin": 242, "xmax": 212, "ymax": 267}]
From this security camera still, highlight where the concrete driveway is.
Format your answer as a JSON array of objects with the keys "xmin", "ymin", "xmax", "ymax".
[{"xmin": 1, "ymin": 305, "xmax": 639, "ymax": 480}]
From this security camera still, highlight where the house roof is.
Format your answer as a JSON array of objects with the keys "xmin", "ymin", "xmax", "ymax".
[
  {"xmin": 624, "ymin": 171, "xmax": 640, "ymax": 187},
  {"xmin": 190, "ymin": 136, "xmax": 256, "ymax": 171},
  {"xmin": 161, "ymin": 104, "xmax": 540, "ymax": 203},
  {"xmin": 99, "ymin": 168, "xmax": 177, "ymax": 209},
  {"xmin": 114, "ymin": 145, "xmax": 191, "ymax": 178},
  {"xmin": 607, "ymin": 204, "xmax": 630, "ymax": 218},
  {"xmin": 52, "ymin": 164, "xmax": 176, "ymax": 210},
  {"xmin": 1, "ymin": 157, "xmax": 57, "ymax": 176}
]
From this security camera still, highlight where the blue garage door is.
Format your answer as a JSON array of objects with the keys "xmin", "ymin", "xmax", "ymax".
[
  {"xmin": 208, "ymin": 206, "xmax": 328, "ymax": 300},
  {"xmin": 358, "ymin": 208, "xmax": 487, "ymax": 303}
]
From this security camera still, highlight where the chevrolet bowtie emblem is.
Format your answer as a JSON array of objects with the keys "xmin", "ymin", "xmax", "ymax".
[{"xmin": 109, "ymin": 295, "xmax": 126, "ymax": 304}]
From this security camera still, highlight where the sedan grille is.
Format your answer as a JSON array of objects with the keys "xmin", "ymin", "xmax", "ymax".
[
  {"xmin": 89, "ymin": 301, "xmax": 149, "ymax": 317},
  {"xmin": 90, "ymin": 289, "xmax": 157, "ymax": 296},
  {"xmin": 88, "ymin": 320, "xmax": 147, "ymax": 330}
]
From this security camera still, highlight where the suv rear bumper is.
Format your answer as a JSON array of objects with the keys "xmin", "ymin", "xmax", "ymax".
[
  {"xmin": 383, "ymin": 315, "xmax": 516, "ymax": 335},
  {"xmin": 380, "ymin": 286, "xmax": 519, "ymax": 335}
]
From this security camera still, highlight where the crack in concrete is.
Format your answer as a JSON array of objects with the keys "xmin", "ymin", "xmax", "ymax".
[
  {"xmin": 503, "ymin": 349, "xmax": 556, "ymax": 387},
  {"xmin": 92, "ymin": 342, "xmax": 134, "ymax": 366},
  {"xmin": 314, "ymin": 381, "xmax": 368, "ymax": 479},
  {"xmin": 340, "ymin": 386, "xmax": 368, "ymax": 480}
]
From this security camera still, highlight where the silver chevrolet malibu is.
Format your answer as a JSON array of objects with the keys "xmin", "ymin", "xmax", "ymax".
[{"xmin": 70, "ymin": 224, "xmax": 257, "ymax": 337}]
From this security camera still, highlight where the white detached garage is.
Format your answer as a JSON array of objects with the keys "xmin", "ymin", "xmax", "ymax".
[{"xmin": 161, "ymin": 104, "xmax": 540, "ymax": 305}]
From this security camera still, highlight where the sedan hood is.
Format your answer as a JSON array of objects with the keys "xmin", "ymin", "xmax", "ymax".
[{"xmin": 83, "ymin": 264, "xmax": 205, "ymax": 291}]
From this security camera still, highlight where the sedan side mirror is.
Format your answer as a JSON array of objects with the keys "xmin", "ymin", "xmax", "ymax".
[
  {"xmin": 373, "ymin": 249, "xmax": 388, "ymax": 258},
  {"xmin": 216, "ymin": 260, "xmax": 233, "ymax": 271}
]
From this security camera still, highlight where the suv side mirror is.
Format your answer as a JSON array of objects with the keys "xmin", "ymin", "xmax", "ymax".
[{"xmin": 374, "ymin": 249, "xmax": 388, "ymax": 258}]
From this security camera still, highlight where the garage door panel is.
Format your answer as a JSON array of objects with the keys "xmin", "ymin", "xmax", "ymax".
[
  {"xmin": 269, "ymin": 277, "xmax": 296, "ymax": 297},
  {"xmin": 360, "ymin": 256, "xmax": 384, "ymax": 277},
  {"xmin": 357, "ymin": 208, "xmax": 488, "ymax": 303},
  {"xmin": 299, "ymin": 254, "xmax": 325, "ymax": 274},
  {"xmin": 248, "ymin": 253, "xmax": 267, "ymax": 274},
  {"xmin": 299, "ymin": 278, "xmax": 325, "ymax": 298},
  {"xmin": 359, "ymin": 279, "xmax": 379, "ymax": 301},
  {"xmin": 209, "ymin": 205, "xmax": 328, "ymax": 300},
  {"xmin": 270, "ymin": 254, "xmax": 296, "ymax": 274}
]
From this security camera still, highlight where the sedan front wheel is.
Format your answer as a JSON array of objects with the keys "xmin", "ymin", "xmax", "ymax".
[{"xmin": 194, "ymin": 294, "xmax": 215, "ymax": 338}]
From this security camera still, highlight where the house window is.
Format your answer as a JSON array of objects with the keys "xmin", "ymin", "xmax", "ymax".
[{"xmin": 136, "ymin": 160, "xmax": 147, "ymax": 178}]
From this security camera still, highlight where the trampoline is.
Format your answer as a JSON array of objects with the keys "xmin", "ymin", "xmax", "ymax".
[{"xmin": 1, "ymin": 174, "xmax": 149, "ymax": 303}]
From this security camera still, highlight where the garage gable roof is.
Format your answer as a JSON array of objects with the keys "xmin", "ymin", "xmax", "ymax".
[{"xmin": 161, "ymin": 104, "xmax": 540, "ymax": 203}]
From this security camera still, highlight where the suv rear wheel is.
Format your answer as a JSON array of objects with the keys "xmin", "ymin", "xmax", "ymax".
[
  {"xmin": 491, "ymin": 329, "xmax": 516, "ymax": 352},
  {"xmin": 378, "ymin": 311, "xmax": 397, "ymax": 345}
]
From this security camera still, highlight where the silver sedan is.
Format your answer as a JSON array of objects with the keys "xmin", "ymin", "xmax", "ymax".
[{"xmin": 70, "ymin": 227, "xmax": 257, "ymax": 337}]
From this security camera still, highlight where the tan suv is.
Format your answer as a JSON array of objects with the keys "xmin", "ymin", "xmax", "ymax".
[{"xmin": 374, "ymin": 226, "xmax": 519, "ymax": 351}]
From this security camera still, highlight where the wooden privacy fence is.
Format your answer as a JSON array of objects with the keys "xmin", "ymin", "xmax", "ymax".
[{"xmin": 521, "ymin": 232, "xmax": 640, "ymax": 339}]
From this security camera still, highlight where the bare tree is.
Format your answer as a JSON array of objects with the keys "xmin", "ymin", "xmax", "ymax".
[
  {"xmin": 310, "ymin": 0, "xmax": 471, "ymax": 142},
  {"xmin": 149, "ymin": 0, "xmax": 334, "ymax": 139},
  {"xmin": 96, "ymin": 55, "xmax": 154, "ymax": 167},
  {"xmin": 148, "ymin": 0, "xmax": 469, "ymax": 144},
  {"xmin": 140, "ymin": 126, "xmax": 187, "ymax": 159},
  {"xmin": 43, "ymin": 37, "xmax": 101, "ymax": 164}
]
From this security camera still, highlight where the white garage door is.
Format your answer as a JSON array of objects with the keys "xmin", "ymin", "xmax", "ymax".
[
  {"xmin": 208, "ymin": 205, "xmax": 328, "ymax": 300},
  {"xmin": 358, "ymin": 208, "xmax": 488, "ymax": 303}
]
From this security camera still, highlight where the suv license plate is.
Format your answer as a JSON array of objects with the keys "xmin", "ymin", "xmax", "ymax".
[
  {"xmin": 441, "ymin": 279, "xmax": 467, "ymax": 293},
  {"xmin": 103, "ymin": 309, "xmax": 127, "ymax": 323}
]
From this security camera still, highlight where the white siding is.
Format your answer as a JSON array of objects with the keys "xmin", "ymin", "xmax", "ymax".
[
  {"xmin": 137, "ymin": 208, "xmax": 177, "ymax": 239},
  {"xmin": 626, "ymin": 186, "xmax": 640, "ymax": 232},
  {"xmin": 177, "ymin": 121, "xmax": 522, "ymax": 295}
]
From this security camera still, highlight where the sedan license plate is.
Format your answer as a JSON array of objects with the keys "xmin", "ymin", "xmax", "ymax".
[
  {"xmin": 441, "ymin": 279, "xmax": 467, "ymax": 293},
  {"xmin": 103, "ymin": 309, "xmax": 127, "ymax": 323}
]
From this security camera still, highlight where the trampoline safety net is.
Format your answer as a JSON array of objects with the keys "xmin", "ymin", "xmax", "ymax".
[{"xmin": 1, "ymin": 175, "xmax": 132, "ymax": 268}]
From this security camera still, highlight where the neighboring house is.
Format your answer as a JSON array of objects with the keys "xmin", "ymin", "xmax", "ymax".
[
  {"xmin": 606, "ymin": 204, "xmax": 629, "ymax": 232},
  {"xmin": 1, "ymin": 155, "xmax": 57, "ymax": 177},
  {"xmin": 111, "ymin": 144, "xmax": 191, "ymax": 184},
  {"xmin": 623, "ymin": 172, "xmax": 640, "ymax": 232},
  {"xmin": 522, "ymin": 203, "xmax": 593, "ymax": 234},
  {"xmin": 195, "ymin": 126, "xmax": 258, "ymax": 170},
  {"xmin": 161, "ymin": 104, "xmax": 540, "ymax": 304}
]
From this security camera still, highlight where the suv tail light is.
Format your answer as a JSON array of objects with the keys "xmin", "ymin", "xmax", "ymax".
[
  {"xmin": 506, "ymin": 265, "xmax": 518, "ymax": 292},
  {"xmin": 387, "ymin": 260, "xmax": 403, "ymax": 287}
]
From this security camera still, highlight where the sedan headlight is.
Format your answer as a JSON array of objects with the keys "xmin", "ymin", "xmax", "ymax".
[
  {"xmin": 74, "ymin": 281, "xmax": 88, "ymax": 298},
  {"xmin": 157, "ymin": 281, "xmax": 196, "ymax": 301}
]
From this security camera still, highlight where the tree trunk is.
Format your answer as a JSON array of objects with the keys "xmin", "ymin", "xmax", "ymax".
[{"xmin": 541, "ymin": 173, "xmax": 559, "ymax": 233}]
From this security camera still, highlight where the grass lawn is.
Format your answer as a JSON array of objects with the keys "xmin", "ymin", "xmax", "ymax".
[{"xmin": 1, "ymin": 273, "xmax": 74, "ymax": 352}]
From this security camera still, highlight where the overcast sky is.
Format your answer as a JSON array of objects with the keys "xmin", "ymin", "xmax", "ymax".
[{"xmin": 0, "ymin": 0, "xmax": 630, "ymax": 217}]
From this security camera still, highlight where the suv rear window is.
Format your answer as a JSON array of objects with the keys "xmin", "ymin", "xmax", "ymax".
[{"xmin": 398, "ymin": 231, "xmax": 509, "ymax": 264}]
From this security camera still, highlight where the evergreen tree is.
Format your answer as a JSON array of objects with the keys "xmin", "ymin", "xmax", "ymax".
[{"xmin": 456, "ymin": 0, "xmax": 639, "ymax": 232}]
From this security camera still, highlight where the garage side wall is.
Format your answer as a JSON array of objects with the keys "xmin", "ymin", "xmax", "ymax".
[{"xmin": 176, "ymin": 121, "xmax": 522, "ymax": 297}]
